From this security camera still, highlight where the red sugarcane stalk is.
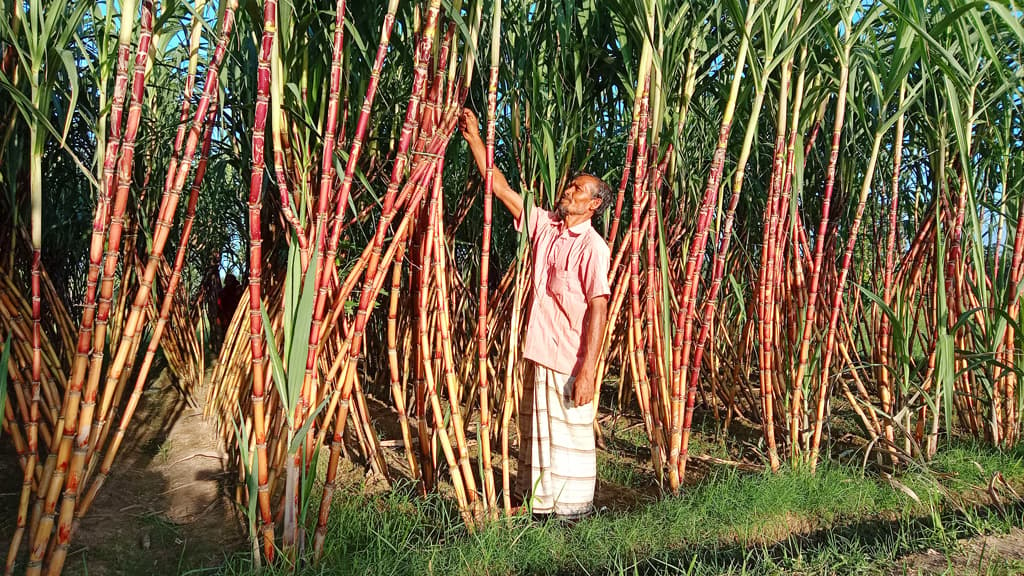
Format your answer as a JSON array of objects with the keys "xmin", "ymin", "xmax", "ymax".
[
  {"xmin": 386, "ymin": 240, "xmax": 419, "ymax": 480},
  {"xmin": 46, "ymin": 7, "xmax": 237, "ymax": 575},
  {"xmin": 164, "ymin": 0, "xmax": 205, "ymax": 198},
  {"xmin": 244, "ymin": 0, "xmax": 277, "ymax": 559},
  {"xmin": 792, "ymin": 41, "xmax": 851, "ymax": 458},
  {"xmin": 809, "ymin": 130, "xmax": 884, "ymax": 469},
  {"xmin": 315, "ymin": 0, "xmax": 401, "ymax": 372},
  {"xmin": 477, "ymin": 0, "xmax": 501, "ymax": 514},
  {"xmin": 313, "ymin": 141, "xmax": 452, "ymax": 559},
  {"xmin": 6, "ymin": 251, "xmax": 40, "ymax": 576},
  {"xmin": 778, "ymin": 44, "xmax": 809, "ymax": 451},
  {"xmin": 679, "ymin": 74, "xmax": 769, "ymax": 482},
  {"xmin": 877, "ymin": 82, "xmax": 906, "ymax": 461},
  {"xmin": 629, "ymin": 76, "xmax": 660, "ymax": 470},
  {"xmin": 1003, "ymin": 194, "xmax": 1024, "ymax": 445},
  {"xmin": 670, "ymin": 0, "xmax": 757, "ymax": 483},
  {"xmin": 414, "ymin": 162, "xmax": 472, "ymax": 517},
  {"xmin": 25, "ymin": 3, "xmax": 147, "ymax": 572},
  {"xmin": 82, "ymin": 0, "xmax": 157, "ymax": 477},
  {"xmin": 292, "ymin": 0, "xmax": 349, "ymax": 285},
  {"xmin": 309, "ymin": 0, "xmax": 348, "ymax": 273},
  {"xmin": 608, "ymin": 95, "xmax": 642, "ymax": 248},
  {"xmin": 757, "ymin": 57, "xmax": 791, "ymax": 468},
  {"xmin": 648, "ymin": 154, "xmax": 673, "ymax": 449},
  {"xmin": 76, "ymin": 97, "xmax": 217, "ymax": 526},
  {"xmin": 23, "ymin": 5, "xmax": 139, "ymax": 565}
]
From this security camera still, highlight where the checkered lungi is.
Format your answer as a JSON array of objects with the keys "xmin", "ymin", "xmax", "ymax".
[{"xmin": 516, "ymin": 363, "xmax": 596, "ymax": 517}]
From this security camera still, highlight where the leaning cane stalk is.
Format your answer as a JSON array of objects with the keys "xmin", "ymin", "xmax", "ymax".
[
  {"xmin": 23, "ymin": 2, "xmax": 137, "ymax": 566},
  {"xmin": 76, "ymin": 97, "xmax": 218, "ymax": 528},
  {"xmin": 792, "ymin": 23, "xmax": 852, "ymax": 458},
  {"xmin": 244, "ymin": 0, "xmax": 278, "ymax": 560},
  {"xmin": 81, "ymin": 0, "xmax": 156, "ymax": 478},
  {"xmin": 31, "ymin": 3, "xmax": 154, "ymax": 573},
  {"xmin": 670, "ymin": 0, "xmax": 758, "ymax": 483},
  {"xmin": 679, "ymin": 54, "xmax": 767, "ymax": 483},
  {"xmin": 810, "ymin": 128, "xmax": 884, "ymax": 469},
  {"xmin": 878, "ymin": 80, "xmax": 907, "ymax": 464},
  {"xmin": 477, "ymin": 0, "xmax": 501, "ymax": 515}
]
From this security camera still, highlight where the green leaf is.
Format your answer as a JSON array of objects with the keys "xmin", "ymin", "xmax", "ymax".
[
  {"xmin": 261, "ymin": 302, "xmax": 291, "ymax": 427},
  {"xmin": 288, "ymin": 397, "xmax": 328, "ymax": 454},
  {"xmin": 286, "ymin": 231, "xmax": 320, "ymax": 416},
  {"xmin": 0, "ymin": 335, "xmax": 11, "ymax": 440},
  {"xmin": 231, "ymin": 408, "xmax": 258, "ymax": 535},
  {"xmin": 58, "ymin": 49, "xmax": 79, "ymax": 142}
]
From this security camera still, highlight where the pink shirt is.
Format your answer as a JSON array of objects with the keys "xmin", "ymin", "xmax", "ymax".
[{"xmin": 516, "ymin": 203, "xmax": 611, "ymax": 375}]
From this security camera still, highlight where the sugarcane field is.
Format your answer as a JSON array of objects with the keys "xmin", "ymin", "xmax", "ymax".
[{"xmin": 2, "ymin": 0, "xmax": 1024, "ymax": 574}]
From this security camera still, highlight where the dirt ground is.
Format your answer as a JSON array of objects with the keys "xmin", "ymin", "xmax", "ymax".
[
  {"xmin": 892, "ymin": 528, "xmax": 1024, "ymax": 575},
  {"xmin": 3, "ymin": 372, "xmax": 1024, "ymax": 575},
  {"xmin": 0, "ymin": 368, "xmax": 246, "ymax": 575}
]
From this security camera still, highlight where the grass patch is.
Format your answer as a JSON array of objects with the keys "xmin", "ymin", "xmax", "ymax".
[{"xmin": 205, "ymin": 442, "xmax": 1024, "ymax": 575}]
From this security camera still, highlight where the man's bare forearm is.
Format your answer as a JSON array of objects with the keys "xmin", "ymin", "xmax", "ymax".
[
  {"xmin": 572, "ymin": 295, "xmax": 608, "ymax": 406},
  {"xmin": 461, "ymin": 110, "xmax": 523, "ymax": 219},
  {"xmin": 581, "ymin": 296, "xmax": 608, "ymax": 376}
]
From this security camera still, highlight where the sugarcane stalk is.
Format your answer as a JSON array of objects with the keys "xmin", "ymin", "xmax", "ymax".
[
  {"xmin": 76, "ymin": 97, "xmax": 217, "ymax": 525},
  {"xmin": 243, "ymin": 0, "xmax": 278, "ymax": 558},
  {"xmin": 476, "ymin": 0, "xmax": 502, "ymax": 515},
  {"xmin": 22, "ymin": 2, "xmax": 138, "ymax": 567},
  {"xmin": 809, "ymin": 129, "xmax": 885, "ymax": 469},
  {"xmin": 671, "ymin": 0, "xmax": 758, "ymax": 483},
  {"xmin": 81, "ymin": 0, "xmax": 157, "ymax": 478},
  {"xmin": 878, "ymin": 80, "xmax": 907, "ymax": 464},
  {"xmin": 792, "ymin": 33, "xmax": 851, "ymax": 459}
]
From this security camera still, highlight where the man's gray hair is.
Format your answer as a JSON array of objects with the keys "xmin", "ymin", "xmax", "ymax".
[{"xmin": 575, "ymin": 171, "xmax": 614, "ymax": 213}]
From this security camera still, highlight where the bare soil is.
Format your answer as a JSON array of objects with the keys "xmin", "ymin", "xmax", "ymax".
[
  {"xmin": 3, "ymin": 375, "xmax": 1024, "ymax": 575},
  {"xmin": 0, "ymin": 368, "xmax": 246, "ymax": 575},
  {"xmin": 892, "ymin": 528, "xmax": 1024, "ymax": 575}
]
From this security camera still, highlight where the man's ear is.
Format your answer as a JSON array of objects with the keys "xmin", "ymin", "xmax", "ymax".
[{"xmin": 588, "ymin": 197, "xmax": 602, "ymax": 212}]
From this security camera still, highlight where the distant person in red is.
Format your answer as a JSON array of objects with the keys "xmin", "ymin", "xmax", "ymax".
[{"xmin": 217, "ymin": 273, "xmax": 244, "ymax": 334}]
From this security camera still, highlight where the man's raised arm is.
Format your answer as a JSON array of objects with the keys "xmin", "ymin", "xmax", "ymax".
[{"xmin": 459, "ymin": 108, "xmax": 524, "ymax": 221}]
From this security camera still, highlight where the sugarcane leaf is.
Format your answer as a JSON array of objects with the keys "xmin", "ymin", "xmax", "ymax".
[
  {"xmin": 283, "ymin": 234, "xmax": 301, "ymax": 363},
  {"xmin": 58, "ymin": 49, "xmax": 79, "ymax": 142},
  {"xmin": 298, "ymin": 439, "xmax": 321, "ymax": 527},
  {"xmin": 442, "ymin": 0, "xmax": 473, "ymax": 45},
  {"xmin": 261, "ymin": 302, "xmax": 291, "ymax": 426},
  {"xmin": 231, "ymin": 410, "xmax": 259, "ymax": 534},
  {"xmin": 53, "ymin": 0, "xmax": 88, "ymax": 50},
  {"xmin": 0, "ymin": 72, "xmax": 100, "ymax": 191},
  {"xmin": 286, "ymin": 232, "xmax": 320, "ymax": 415},
  {"xmin": 288, "ymin": 397, "xmax": 328, "ymax": 454},
  {"xmin": 0, "ymin": 335, "xmax": 10, "ymax": 440},
  {"xmin": 856, "ymin": 283, "xmax": 908, "ymax": 351},
  {"xmin": 656, "ymin": 190, "xmax": 673, "ymax": 382}
]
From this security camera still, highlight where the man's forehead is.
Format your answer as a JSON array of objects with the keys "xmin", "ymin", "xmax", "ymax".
[{"xmin": 570, "ymin": 174, "xmax": 598, "ymax": 190}]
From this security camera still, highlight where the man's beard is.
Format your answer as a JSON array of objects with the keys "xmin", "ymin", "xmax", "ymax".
[{"xmin": 554, "ymin": 204, "xmax": 567, "ymax": 220}]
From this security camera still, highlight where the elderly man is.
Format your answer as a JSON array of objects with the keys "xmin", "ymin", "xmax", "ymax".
[{"xmin": 460, "ymin": 109, "xmax": 612, "ymax": 520}]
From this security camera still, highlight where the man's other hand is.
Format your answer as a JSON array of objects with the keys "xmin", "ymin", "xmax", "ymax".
[
  {"xmin": 459, "ymin": 108, "xmax": 481, "ymax": 141},
  {"xmin": 573, "ymin": 368, "xmax": 596, "ymax": 407}
]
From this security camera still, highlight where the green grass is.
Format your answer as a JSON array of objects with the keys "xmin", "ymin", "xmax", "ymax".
[{"xmin": 201, "ymin": 442, "xmax": 1024, "ymax": 576}]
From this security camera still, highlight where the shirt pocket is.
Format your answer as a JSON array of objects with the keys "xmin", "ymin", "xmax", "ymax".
[{"xmin": 546, "ymin": 269, "xmax": 587, "ymax": 330}]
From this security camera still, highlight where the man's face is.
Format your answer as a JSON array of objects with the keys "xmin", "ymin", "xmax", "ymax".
[{"xmin": 555, "ymin": 176, "xmax": 600, "ymax": 221}]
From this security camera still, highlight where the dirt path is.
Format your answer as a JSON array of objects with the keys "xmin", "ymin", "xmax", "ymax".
[
  {"xmin": 892, "ymin": 528, "xmax": 1024, "ymax": 575},
  {"xmin": 1, "ymin": 368, "xmax": 245, "ymax": 575}
]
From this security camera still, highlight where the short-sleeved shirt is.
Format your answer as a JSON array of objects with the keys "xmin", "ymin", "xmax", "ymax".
[{"xmin": 516, "ymin": 202, "xmax": 611, "ymax": 375}]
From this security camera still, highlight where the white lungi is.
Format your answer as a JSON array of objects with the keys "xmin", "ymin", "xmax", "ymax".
[{"xmin": 516, "ymin": 363, "xmax": 596, "ymax": 517}]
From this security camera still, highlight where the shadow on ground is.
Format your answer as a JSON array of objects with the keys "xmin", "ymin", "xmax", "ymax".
[{"xmin": 0, "ymin": 367, "xmax": 246, "ymax": 576}]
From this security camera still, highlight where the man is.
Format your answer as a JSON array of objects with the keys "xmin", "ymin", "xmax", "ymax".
[
  {"xmin": 459, "ymin": 109, "xmax": 612, "ymax": 519},
  {"xmin": 217, "ymin": 273, "xmax": 243, "ymax": 335}
]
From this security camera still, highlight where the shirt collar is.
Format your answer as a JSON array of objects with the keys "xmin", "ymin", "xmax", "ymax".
[{"xmin": 558, "ymin": 217, "xmax": 592, "ymax": 236}]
